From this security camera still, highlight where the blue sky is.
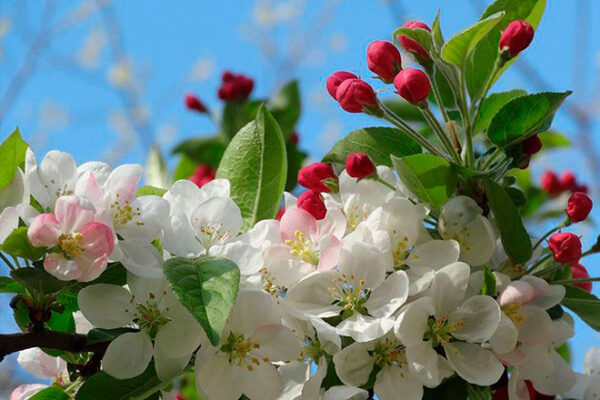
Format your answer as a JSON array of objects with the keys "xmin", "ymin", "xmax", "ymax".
[{"xmin": 1, "ymin": 0, "xmax": 599, "ymax": 386}]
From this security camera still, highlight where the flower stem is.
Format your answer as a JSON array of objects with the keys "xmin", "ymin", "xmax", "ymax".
[
  {"xmin": 0, "ymin": 252, "xmax": 16, "ymax": 271},
  {"xmin": 553, "ymin": 277, "xmax": 600, "ymax": 285},
  {"xmin": 470, "ymin": 56, "xmax": 503, "ymax": 131},
  {"xmin": 425, "ymin": 66, "xmax": 451, "ymax": 124},
  {"xmin": 533, "ymin": 219, "xmax": 569, "ymax": 250},
  {"xmin": 420, "ymin": 105, "xmax": 461, "ymax": 164},
  {"xmin": 374, "ymin": 176, "xmax": 396, "ymax": 191}
]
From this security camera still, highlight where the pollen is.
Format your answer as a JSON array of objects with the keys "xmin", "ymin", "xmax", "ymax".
[
  {"xmin": 285, "ymin": 230, "xmax": 319, "ymax": 265},
  {"xmin": 58, "ymin": 232, "xmax": 85, "ymax": 257}
]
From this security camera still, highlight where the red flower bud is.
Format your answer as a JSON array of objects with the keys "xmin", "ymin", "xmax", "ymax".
[
  {"xmin": 521, "ymin": 135, "xmax": 542, "ymax": 155},
  {"xmin": 326, "ymin": 71, "xmax": 358, "ymax": 100},
  {"xmin": 571, "ymin": 263, "xmax": 593, "ymax": 293},
  {"xmin": 218, "ymin": 71, "xmax": 254, "ymax": 101},
  {"xmin": 499, "ymin": 20, "xmax": 535, "ymax": 57},
  {"xmin": 276, "ymin": 207, "xmax": 285, "ymax": 221},
  {"xmin": 491, "ymin": 385, "xmax": 508, "ymax": 400},
  {"xmin": 185, "ymin": 94, "xmax": 207, "ymax": 113},
  {"xmin": 367, "ymin": 41, "xmax": 402, "ymax": 82},
  {"xmin": 346, "ymin": 152, "xmax": 376, "ymax": 179},
  {"xmin": 335, "ymin": 79, "xmax": 379, "ymax": 113},
  {"xmin": 549, "ymin": 232, "xmax": 582, "ymax": 265},
  {"xmin": 574, "ymin": 185, "xmax": 589, "ymax": 195},
  {"xmin": 289, "ymin": 131, "xmax": 300, "ymax": 145},
  {"xmin": 397, "ymin": 21, "xmax": 432, "ymax": 60},
  {"xmin": 188, "ymin": 164, "xmax": 216, "ymax": 188},
  {"xmin": 566, "ymin": 192, "xmax": 593, "ymax": 223},
  {"xmin": 297, "ymin": 190, "xmax": 327, "ymax": 220},
  {"xmin": 298, "ymin": 162, "xmax": 336, "ymax": 193},
  {"xmin": 518, "ymin": 155, "xmax": 531, "ymax": 170},
  {"xmin": 394, "ymin": 68, "xmax": 431, "ymax": 104},
  {"xmin": 559, "ymin": 171, "xmax": 576, "ymax": 192},
  {"xmin": 541, "ymin": 171, "xmax": 562, "ymax": 196}
]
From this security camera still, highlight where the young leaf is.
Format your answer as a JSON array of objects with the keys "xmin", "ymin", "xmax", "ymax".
[
  {"xmin": 2, "ymin": 226, "xmax": 46, "ymax": 260},
  {"xmin": 487, "ymin": 91, "xmax": 571, "ymax": 148},
  {"xmin": 135, "ymin": 186, "xmax": 167, "ymax": 197},
  {"xmin": 561, "ymin": 285, "xmax": 600, "ymax": 332},
  {"xmin": 0, "ymin": 276, "xmax": 25, "ymax": 293},
  {"xmin": 466, "ymin": 384, "xmax": 492, "ymax": 400},
  {"xmin": 480, "ymin": 266, "xmax": 497, "ymax": 296},
  {"xmin": 0, "ymin": 128, "xmax": 29, "ymax": 190},
  {"xmin": 392, "ymin": 27, "xmax": 433, "ymax": 53},
  {"xmin": 322, "ymin": 127, "xmax": 421, "ymax": 167},
  {"xmin": 483, "ymin": 180, "xmax": 532, "ymax": 263},
  {"xmin": 145, "ymin": 145, "xmax": 170, "ymax": 189},
  {"xmin": 392, "ymin": 153, "xmax": 457, "ymax": 210},
  {"xmin": 473, "ymin": 89, "xmax": 527, "ymax": 133},
  {"xmin": 173, "ymin": 154, "xmax": 198, "ymax": 181},
  {"xmin": 30, "ymin": 387, "xmax": 69, "ymax": 400},
  {"xmin": 163, "ymin": 256, "xmax": 240, "ymax": 346},
  {"xmin": 441, "ymin": 12, "xmax": 504, "ymax": 68},
  {"xmin": 431, "ymin": 9, "xmax": 444, "ymax": 51},
  {"xmin": 171, "ymin": 136, "xmax": 227, "ymax": 168},
  {"xmin": 286, "ymin": 141, "xmax": 307, "ymax": 191},
  {"xmin": 380, "ymin": 99, "xmax": 425, "ymax": 122},
  {"xmin": 269, "ymin": 80, "xmax": 301, "ymax": 138},
  {"xmin": 11, "ymin": 267, "xmax": 66, "ymax": 296},
  {"xmin": 538, "ymin": 131, "xmax": 571, "ymax": 149},
  {"xmin": 216, "ymin": 105, "xmax": 287, "ymax": 231},
  {"xmin": 76, "ymin": 363, "xmax": 163, "ymax": 400}
]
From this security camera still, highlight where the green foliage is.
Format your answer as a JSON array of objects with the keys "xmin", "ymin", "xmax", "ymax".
[
  {"xmin": 172, "ymin": 154, "xmax": 198, "ymax": 181},
  {"xmin": 466, "ymin": 384, "xmax": 492, "ymax": 400},
  {"xmin": 441, "ymin": 12, "xmax": 504, "ymax": 68},
  {"xmin": 487, "ymin": 91, "xmax": 571, "ymax": 148},
  {"xmin": 0, "ymin": 276, "xmax": 25, "ymax": 293},
  {"xmin": 423, "ymin": 377, "xmax": 468, "ymax": 400},
  {"xmin": 473, "ymin": 89, "xmax": 526, "ymax": 133},
  {"xmin": 11, "ymin": 267, "xmax": 66, "ymax": 296},
  {"xmin": 216, "ymin": 106, "xmax": 287, "ymax": 231},
  {"xmin": 145, "ymin": 145, "xmax": 169, "ymax": 189},
  {"xmin": 269, "ymin": 80, "xmax": 301, "ymax": 138},
  {"xmin": 0, "ymin": 128, "xmax": 29, "ymax": 190},
  {"xmin": 392, "ymin": 27, "xmax": 433, "ymax": 53},
  {"xmin": 30, "ymin": 387, "xmax": 69, "ymax": 400},
  {"xmin": 538, "ymin": 131, "xmax": 571, "ymax": 149},
  {"xmin": 392, "ymin": 153, "xmax": 456, "ymax": 210},
  {"xmin": 87, "ymin": 328, "xmax": 138, "ymax": 345},
  {"xmin": 562, "ymin": 285, "xmax": 600, "ymax": 332},
  {"xmin": 76, "ymin": 363, "xmax": 163, "ymax": 400},
  {"xmin": 286, "ymin": 141, "xmax": 307, "ymax": 191},
  {"xmin": 171, "ymin": 136, "xmax": 227, "ymax": 168},
  {"xmin": 135, "ymin": 186, "xmax": 167, "ymax": 197},
  {"xmin": 381, "ymin": 99, "xmax": 425, "ymax": 122},
  {"xmin": 323, "ymin": 127, "xmax": 421, "ymax": 167},
  {"xmin": 484, "ymin": 180, "xmax": 532, "ymax": 263},
  {"xmin": 2, "ymin": 227, "xmax": 46, "ymax": 260},
  {"xmin": 431, "ymin": 9, "xmax": 444, "ymax": 51},
  {"xmin": 480, "ymin": 266, "xmax": 497, "ymax": 296},
  {"xmin": 163, "ymin": 256, "xmax": 240, "ymax": 346}
]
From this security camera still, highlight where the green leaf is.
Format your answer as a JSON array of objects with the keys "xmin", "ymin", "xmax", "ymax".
[
  {"xmin": 163, "ymin": 256, "xmax": 240, "ymax": 346},
  {"xmin": 465, "ymin": 0, "xmax": 546, "ymax": 100},
  {"xmin": 483, "ymin": 180, "xmax": 532, "ymax": 263},
  {"xmin": 285, "ymin": 141, "xmax": 307, "ymax": 192},
  {"xmin": 216, "ymin": 106, "xmax": 287, "ymax": 231},
  {"xmin": 11, "ymin": 267, "xmax": 66, "ymax": 296},
  {"xmin": 0, "ymin": 276, "xmax": 25, "ymax": 293},
  {"xmin": 171, "ymin": 136, "xmax": 227, "ymax": 168},
  {"xmin": 441, "ymin": 12, "xmax": 504, "ymax": 68},
  {"xmin": 144, "ymin": 145, "xmax": 169, "ymax": 189},
  {"xmin": 269, "ymin": 80, "xmax": 301, "ymax": 138},
  {"xmin": 466, "ymin": 384, "xmax": 492, "ymax": 400},
  {"xmin": 473, "ymin": 89, "xmax": 527, "ymax": 133},
  {"xmin": 0, "ymin": 128, "xmax": 29, "ymax": 190},
  {"xmin": 87, "ymin": 327, "xmax": 137, "ymax": 345},
  {"xmin": 30, "ymin": 386, "xmax": 69, "ymax": 400},
  {"xmin": 172, "ymin": 154, "xmax": 198, "ymax": 181},
  {"xmin": 76, "ymin": 363, "xmax": 164, "ymax": 400},
  {"xmin": 323, "ymin": 127, "xmax": 421, "ymax": 167},
  {"xmin": 2, "ymin": 227, "xmax": 46, "ymax": 260},
  {"xmin": 392, "ymin": 154, "xmax": 456, "ymax": 210},
  {"xmin": 480, "ymin": 266, "xmax": 497, "ymax": 296},
  {"xmin": 562, "ymin": 285, "xmax": 600, "ymax": 332},
  {"xmin": 392, "ymin": 27, "xmax": 433, "ymax": 53},
  {"xmin": 135, "ymin": 186, "xmax": 166, "ymax": 197},
  {"xmin": 381, "ymin": 99, "xmax": 425, "ymax": 122},
  {"xmin": 505, "ymin": 186, "xmax": 527, "ymax": 209},
  {"xmin": 431, "ymin": 9, "xmax": 444, "ymax": 51},
  {"xmin": 539, "ymin": 131, "xmax": 571, "ymax": 149},
  {"xmin": 487, "ymin": 91, "xmax": 571, "ymax": 148},
  {"xmin": 432, "ymin": 65, "xmax": 456, "ymax": 108},
  {"xmin": 423, "ymin": 377, "xmax": 468, "ymax": 400}
]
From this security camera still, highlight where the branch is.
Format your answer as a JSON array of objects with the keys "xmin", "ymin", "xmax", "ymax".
[{"xmin": 0, "ymin": 329, "xmax": 108, "ymax": 362}]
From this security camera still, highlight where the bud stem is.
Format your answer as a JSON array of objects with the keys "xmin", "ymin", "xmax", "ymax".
[
  {"xmin": 470, "ymin": 56, "xmax": 503, "ymax": 138},
  {"xmin": 0, "ymin": 252, "xmax": 16, "ymax": 271},
  {"xmin": 424, "ymin": 66, "xmax": 451, "ymax": 124},
  {"xmin": 552, "ymin": 277, "xmax": 600, "ymax": 285},
  {"xmin": 532, "ymin": 218, "xmax": 570, "ymax": 250},
  {"xmin": 419, "ymin": 105, "xmax": 462, "ymax": 164}
]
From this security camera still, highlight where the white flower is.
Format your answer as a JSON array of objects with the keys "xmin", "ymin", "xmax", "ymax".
[
  {"xmin": 195, "ymin": 290, "xmax": 301, "ymax": 400},
  {"xmin": 10, "ymin": 384, "xmax": 48, "ymax": 400},
  {"xmin": 286, "ymin": 241, "xmax": 409, "ymax": 342},
  {"xmin": 395, "ymin": 262, "xmax": 503, "ymax": 386},
  {"xmin": 78, "ymin": 274, "xmax": 202, "ymax": 380},
  {"xmin": 438, "ymin": 196, "xmax": 497, "ymax": 266},
  {"xmin": 564, "ymin": 347, "xmax": 600, "ymax": 400},
  {"xmin": 17, "ymin": 347, "xmax": 66, "ymax": 379}
]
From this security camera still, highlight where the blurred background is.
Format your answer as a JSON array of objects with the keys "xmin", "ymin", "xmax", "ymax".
[{"xmin": 1, "ymin": 0, "xmax": 599, "ymax": 397}]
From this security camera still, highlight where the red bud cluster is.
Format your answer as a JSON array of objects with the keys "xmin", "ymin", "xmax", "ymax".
[
  {"xmin": 397, "ymin": 21, "xmax": 432, "ymax": 60},
  {"xmin": 346, "ymin": 153, "xmax": 376, "ymax": 179},
  {"xmin": 188, "ymin": 165, "xmax": 216, "ymax": 188},
  {"xmin": 548, "ymin": 232, "xmax": 582, "ymax": 265},
  {"xmin": 541, "ymin": 170, "xmax": 588, "ymax": 197},
  {"xmin": 297, "ymin": 190, "xmax": 327, "ymax": 220},
  {"xmin": 298, "ymin": 162, "xmax": 336, "ymax": 193},
  {"xmin": 218, "ymin": 71, "xmax": 254, "ymax": 101},
  {"xmin": 184, "ymin": 94, "xmax": 207, "ymax": 113}
]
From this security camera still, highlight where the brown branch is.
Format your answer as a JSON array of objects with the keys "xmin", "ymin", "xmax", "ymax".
[{"xmin": 0, "ymin": 329, "xmax": 108, "ymax": 362}]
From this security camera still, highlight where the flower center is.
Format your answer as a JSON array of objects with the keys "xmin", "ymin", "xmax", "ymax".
[
  {"xmin": 345, "ymin": 204, "xmax": 368, "ymax": 233},
  {"xmin": 392, "ymin": 233, "xmax": 410, "ymax": 267},
  {"xmin": 58, "ymin": 233, "xmax": 84, "ymax": 257},
  {"xmin": 260, "ymin": 268, "xmax": 285, "ymax": 297},
  {"xmin": 134, "ymin": 292, "xmax": 168, "ymax": 337},
  {"xmin": 440, "ymin": 222, "xmax": 472, "ymax": 253},
  {"xmin": 372, "ymin": 338, "xmax": 406, "ymax": 368},
  {"xmin": 301, "ymin": 339, "xmax": 324, "ymax": 362},
  {"xmin": 425, "ymin": 316, "xmax": 464, "ymax": 346},
  {"xmin": 285, "ymin": 230, "xmax": 319, "ymax": 265},
  {"xmin": 111, "ymin": 198, "xmax": 142, "ymax": 228},
  {"xmin": 328, "ymin": 274, "xmax": 370, "ymax": 314},
  {"xmin": 194, "ymin": 219, "xmax": 231, "ymax": 249},
  {"xmin": 502, "ymin": 302, "xmax": 525, "ymax": 327},
  {"xmin": 221, "ymin": 332, "xmax": 265, "ymax": 370}
]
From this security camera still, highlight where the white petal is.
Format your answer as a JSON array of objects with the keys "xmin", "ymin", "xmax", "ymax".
[
  {"xmin": 301, "ymin": 356, "xmax": 328, "ymax": 399},
  {"xmin": 459, "ymin": 215, "xmax": 496, "ymax": 266},
  {"xmin": 394, "ymin": 297, "xmax": 434, "ymax": 347},
  {"xmin": 77, "ymin": 284, "xmax": 132, "ymax": 329},
  {"xmin": 584, "ymin": 347, "xmax": 600, "ymax": 377},
  {"xmin": 430, "ymin": 262, "xmax": 470, "ymax": 318},
  {"xmin": 191, "ymin": 196, "xmax": 243, "ymax": 242},
  {"xmin": 365, "ymin": 197, "xmax": 420, "ymax": 249},
  {"xmin": 195, "ymin": 352, "xmax": 242, "ymax": 400},
  {"xmin": 0, "ymin": 207, "xmax": 19, "ymax": 244},
  {"xmin": 153, "ymin": 345, "xmax": 191, "ymax": 381},
  {"xmin": 117, "ymin": 196, "xmax": 169, "ymax": 242},
  {"xmin": 102, "ymin": 332, "xmax": 153, "ymax": 379},
  {"xmin": 365, "ymin": 271, "xmax": 409, "ymax": 318},
  {"xmin": 239, "ymin": 361, "xmax": 284, "ymax": 400},
  {"xmin": 228, "ymin": 290, "xmax": 277, "ymax": 335},
  {"xmin": 531, "ymin": 352, "xmax": 577, "ymax": 396},
  {"xmin": 406, "ymin": 266, "xmax": 435, "ymax": 296},
  {"xmin": 212, "ymin": 240, "xmax": 263, "ymax": 275},
  {"xmin": 518, "ymin": 305, "xmax": 553, "ymax": 346},
  {"xmin": 336, "ymin": 314, "xmax": 394, "ymax": 342},
  {"xmin": 285, "ymin": 271, "xmax": 342, "ymax": 319},
  {"xmin": 374, "ymin": 365, "xmax": 423, "ymax": 400},
  {"xmin": 489, "ymin": 313, "xmax": 518, "ymax": 355},
  {"xmin": 200, "ymin": 178, "xmax": 230, "ymax": 198},
  {"xmin": 127, "ymin": 274, "xmax": 164, "ymax": 303},
  {"xmin": 322, "ymin": 386, "xmax": 369, "ymax": 400},
  {"xmin": 154, "ymin": 320, "xmax": 201, "ymax": 359},
  {"xmin": 339, "ymin": 241, "xmax": 386, "ymax": 289},
  {"xmin": 405, "ymin": 341, "xmax": 443, "ymax": 387},
  {"xmin": 333, "ymin": 342, "xmax": 374, "ymax": 387},
  {"xmin": 530, "ymin": 284, "xmax": 565, "ymax": 310},
  {"xmin": 278, "ymin": 361, "xmax": 309, "ymax": 400},
  {"xmin": 17, "ymin": 348, "xmax": 66, "ymax": 379},
  {"xmin": 405, "ymin": 240, "xmax": 460, "ymax": 271},
  {"xmin": 449, "ymin": 295, "xmax": 501, "ymax": 343},
  {"xmin": 104, "ymin": 164, "xmax": 142, "ymax": 204},
  {"xmin": 119, "ymin": 241, "xmax": 164, "ymax": 279},
  {"xmin": 443, "ymin": 342, "xmax": 503, "ymax": 386},
  {"xmin": 251, "ymin": 325, "xmax": 301, "ymax": 362},
  {"xmin": 584, "ymin": 379, "xmax": 600, "ymax": 400}
]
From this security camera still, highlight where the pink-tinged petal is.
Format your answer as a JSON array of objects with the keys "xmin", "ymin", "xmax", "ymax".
[
  {"xmin": 44, "ymin": 253, "xmax": 82, "ymax": 281},
  {"xmin": 80, "ymin": 222, "xmax": 115, "ymax": 257},
  {"xmin": 28, "ymin": 213, "xmax": 61, "ymax": 247},
  {"xmin": 75, "ymin": 254, "xmax": 109, "ymax": 282},
  {"xmin": 498, "ymin": 281, "xmax": 535, "ymax": 307},
  {"xmin": 496, "ymin": 347, "xmax": 527, "ymax": 366},
  {"xmin": 280, "ymin": 207, "xmax": 319, "ymax": 242},
  {"xmin": 10, "ymin": 384, "xmax": 48, "ymax": 400},
  {"xmin": 54, "ymin": 196, "xmax": 96, "ymax": 233},
  {"xmin": 317, "ymin": 234, "xmax": 341, "ymax": 271},
  {"xmin": 104, "ymin": 164, "xmax": 142, "ymax": 204},
  {"xmin": 76, "ymin": 172, "xmax": 103, "ymax": 208}
]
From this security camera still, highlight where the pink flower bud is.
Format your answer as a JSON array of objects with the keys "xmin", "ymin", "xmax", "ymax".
[
  {"xmin": 548, "ymin": 232, "xmax": 582, "ymax": 265},
  {"xmin": 518, "ymin": 155, "xmax": 531, "ymax": 170},
  {"xmin": 499, "ymin": 20, "xmax": 535, "ymax": 57},
  {"xmin": 218, "ymin": 71, "xmax": 254, "ymax": 101},
  {"xmin": 298, "ymin": 162, "xmax": 336, "ymax": 193},
  {"xmin": 521, "ymin": 135, "xmax": 542, "ymax": 155},
  {"xmin": 188, "ymin": 165, "xmax": 216, "ymax": 188},
  {"xmin": 367, "ymin": 41, "xmax": 402, "ymax": 82},
  {"xmin": 184, "ymin": 94, "xmax": 207, "ymax": 113},
  {"xmin": 297, "ymin": 190, "xmax": 327, "ymax": 220},
  {"xmin": 394, "ymin": 68, "xmax": 430, "ymax": 104},
  {"xmin": 566, "ymin": 192, "xmax": 593, "ymax": 223},
  {"xmin": 335, "ymin": 79, "xmax": 379, "ymax": 114},
  {"xmin": 571, "ymin": 263, "xmax": 592, "ymax": 293},
  {"xmin": 397, "ymin": 21, "xmax": 432, "ymax": 60},
  {"xmin": 574, "ymin": 185, "xmax": 589, "ymax": 195},
  {"xmin": 326, "ymin": 71, "xmax": 358, "ymax": 100},
  {"xmin": 541, "ymin": 171, "xmax": 562, "ymax": 196},
  {"xmin": 346, "ymin": 153, "xmax": 376, "ymax": 178},
  {"xmin": 560, "ymin": 171, "xmax": 576, "ymax": 192}
]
